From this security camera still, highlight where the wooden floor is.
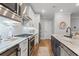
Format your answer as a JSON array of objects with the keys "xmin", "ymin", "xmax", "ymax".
[{"xmin": 32, "ymin": 39, "xmax": 52, "ymax": 56}]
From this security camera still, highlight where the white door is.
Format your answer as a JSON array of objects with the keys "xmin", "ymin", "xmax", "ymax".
[{"xmin": 40, "ymin": 20, "xmax": 53, "ymax": 39}]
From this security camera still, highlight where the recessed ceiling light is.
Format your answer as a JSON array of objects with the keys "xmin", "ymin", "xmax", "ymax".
[
  {"xmin": 76, "ymin": 3, "xmax": 79, "ymax": 6},
  {"xmin": 60, "ymin": 9, "xmax": 63, "ymax": 12},
  {"xmin": 41, "ymin": 9, "xmax": 46, "ymax": 14}
]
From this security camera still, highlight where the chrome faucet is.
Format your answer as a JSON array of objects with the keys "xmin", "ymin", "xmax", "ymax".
[{"xmin": 66, "ymin": 27, "xmax": 72, "ymax": 38}]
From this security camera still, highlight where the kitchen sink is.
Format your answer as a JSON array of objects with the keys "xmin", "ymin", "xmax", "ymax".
[
  {"xmin": 63, "ymin": 35, "xmax": 72, "ymax": 44},
  {"xmin": 64, "ymin": 35, "xmax": 72, "ymax": 38},
  {"xmin": 64, "ymin": 34, "xmax": 79, "ymax": 46}
]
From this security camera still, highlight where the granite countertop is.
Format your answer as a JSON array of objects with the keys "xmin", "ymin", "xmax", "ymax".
[
  {"xmin": 0, "ymin": 33, "xmax": 37, "ymax": 54},
  {"xmin": 52, "ymin": 34, "xmax": 79, "ymax": 56}
]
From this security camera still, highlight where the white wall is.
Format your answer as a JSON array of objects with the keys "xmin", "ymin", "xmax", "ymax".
[
  {"xmin": 71, "ymin": 14, "xmax": 79, "ymax": 32},
  {"xmin": 40, "ymin": 18, "xmax": 54, "ymax": 39},
  {"xmin": 54, "ymin": 12, "xmax": 71, "ymax": 34}
]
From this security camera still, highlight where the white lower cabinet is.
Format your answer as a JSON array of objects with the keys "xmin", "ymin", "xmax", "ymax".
[
  {"xmin": 60, "ymin": 46, "xmax": 69, "ymax": 56},
  {"xmin": 60, "ymin": 44, "xmax": 77, "ymax": 56},
  {"xmin": 19, "ymin": 39, "xmax": 28, "ymax": 56},
  {"xmin": 21, "ymin": 49, "xmax": 28, "ymax": 56}
]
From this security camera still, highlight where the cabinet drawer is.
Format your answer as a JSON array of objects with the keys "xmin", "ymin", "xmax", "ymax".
[{"xmin": 19, "ymin": 39, "xmax": 28, "ymax": 56}]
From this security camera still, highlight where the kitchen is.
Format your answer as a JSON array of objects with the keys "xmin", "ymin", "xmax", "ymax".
[{"xmin": 0, "ymin": 3, "xmax": 79, "ymax": 56}]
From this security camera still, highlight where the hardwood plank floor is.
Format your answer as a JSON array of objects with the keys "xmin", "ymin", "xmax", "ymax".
[{"xmin": 32, "ymin": 39, "xmax": 53, "ymax": 56}]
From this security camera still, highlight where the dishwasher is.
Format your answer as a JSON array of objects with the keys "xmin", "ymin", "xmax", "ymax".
[{"xmin": 54, "ymin": 39, "xmax": 60, "ymax": 56}]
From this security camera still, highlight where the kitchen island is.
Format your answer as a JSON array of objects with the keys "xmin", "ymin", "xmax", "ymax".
[{"xmin": 51, "ymin": 34, "xmax": 79, "ymax": 56}]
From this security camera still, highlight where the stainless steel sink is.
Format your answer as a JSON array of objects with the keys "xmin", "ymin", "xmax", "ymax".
[
  {"xmin": 63, "ymin": 35, "xmax": 73, "ymax": 44},
  {"xmin": 64, "ymin": 35, "xmax": 72, "ymax": 38},
  {"xmin": 64, "ymin": 35, "xmax": 79, "ymax": 45}
]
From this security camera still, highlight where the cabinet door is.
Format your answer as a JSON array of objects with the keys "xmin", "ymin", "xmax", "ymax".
[
  {"xmin": 60, "ymin": 46, "xmax": 69, "ymax": 56},
  {"xmin": 21, "ymin": 49, "xmax": 28, "ymax": 56},
  {"xmin": 19, "ymin": 39, "xmax": 28, "ymax": 56}
]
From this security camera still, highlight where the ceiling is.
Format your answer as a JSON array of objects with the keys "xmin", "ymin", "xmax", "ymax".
[{"xmin": 30, "ymin": 3, "xmax": 79, "ymax": 19}]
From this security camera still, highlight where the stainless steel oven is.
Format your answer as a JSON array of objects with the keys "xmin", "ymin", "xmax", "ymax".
[{"xmin": 28, "ymin": 36, "xmax": 35, "ymax": 56}]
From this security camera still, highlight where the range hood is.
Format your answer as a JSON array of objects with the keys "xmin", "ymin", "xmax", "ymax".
[
  {"xmin": 21, "ymin": 15, "xmax": 31, "ymax": 25},
  {"xmin": 23, "ymin": 15, "xmax": 32, "ymax": 20}
]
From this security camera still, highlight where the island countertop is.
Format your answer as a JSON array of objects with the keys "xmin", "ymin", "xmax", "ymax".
[{"xmin": 52, "ymin": 34, "xmax": 79, "ymax": 56}]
